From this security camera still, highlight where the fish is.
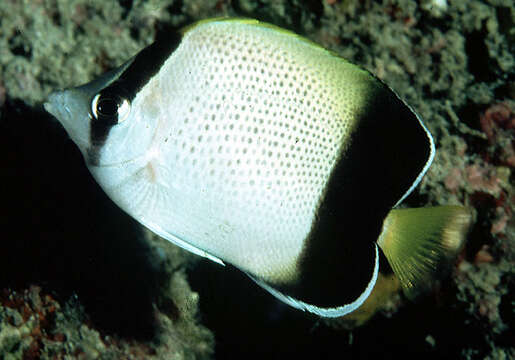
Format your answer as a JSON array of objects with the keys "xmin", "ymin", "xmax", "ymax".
[{"xmin": 44, "ymin": 18, "xmax": 471, "ymax": 317}]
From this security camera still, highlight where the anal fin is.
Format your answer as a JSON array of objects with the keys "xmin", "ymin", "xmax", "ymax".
[{"xmin": 245, "ymin": 244, "xmax": 380, "ymax": 318}]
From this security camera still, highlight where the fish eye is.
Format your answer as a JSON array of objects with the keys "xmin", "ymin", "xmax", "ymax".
[{"xmin": 90, "ymin": 92, "xmax": 131, "ymax": 125}]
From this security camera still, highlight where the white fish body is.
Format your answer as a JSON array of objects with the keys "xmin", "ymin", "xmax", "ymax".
[{"xmin": 45, "ymin": 18, "xmax": 470, "ymax": 317}]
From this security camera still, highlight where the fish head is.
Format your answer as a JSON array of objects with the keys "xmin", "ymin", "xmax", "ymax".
[{"xmin": 44, "ymin": 60, "xmax": 160, "ymax": 175}]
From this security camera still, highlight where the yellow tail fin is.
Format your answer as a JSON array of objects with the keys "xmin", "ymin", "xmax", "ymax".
[{"xmin": 377, "ymin": 206, "xmax": 472, "ymax": 299}]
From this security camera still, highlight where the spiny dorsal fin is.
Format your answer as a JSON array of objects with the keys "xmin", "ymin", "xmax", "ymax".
[{"xmin": 377, "ymin": 206, "xmax": 472, "ymax": 299}]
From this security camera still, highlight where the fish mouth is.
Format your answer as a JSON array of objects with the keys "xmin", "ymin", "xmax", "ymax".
[
  {"xmin": 44, "ymin": 90, "xmax": 90, "ymax": 152},
  {"xmin": 44, "ymin": 92, "xmax": 70, "ymax": 127},
  {"xmin": 43, "ymin": 97, "xmax": 58, "ymax": 118}
]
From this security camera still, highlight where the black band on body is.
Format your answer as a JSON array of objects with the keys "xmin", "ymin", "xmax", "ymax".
[{"xmin": 273, "ymin": 81, "xmax": 432, "ymax": 308}]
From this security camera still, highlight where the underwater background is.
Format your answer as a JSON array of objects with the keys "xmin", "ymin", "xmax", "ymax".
[{"xmin": 0, "ymin": 0, "xmax": 513, "ymax": 359}]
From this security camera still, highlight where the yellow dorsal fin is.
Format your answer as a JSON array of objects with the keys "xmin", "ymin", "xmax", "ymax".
[{"xmin": 377, "ymin": 206, "xmax": 472, "ymax": 299}]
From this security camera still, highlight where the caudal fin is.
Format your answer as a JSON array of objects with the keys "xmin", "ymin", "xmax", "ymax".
[{"xmin": 377, "ymin": 206, "xmax": 472, "ymax": 299}]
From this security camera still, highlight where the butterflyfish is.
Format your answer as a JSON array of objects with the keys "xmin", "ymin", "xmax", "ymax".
[{"xmin": 44, "ymin": 18, "xmax": 471, "ymax": 317}]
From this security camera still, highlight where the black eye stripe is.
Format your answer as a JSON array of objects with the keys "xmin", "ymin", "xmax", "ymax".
[
  {"xmin": 103, "ymin": 31, "xmax": 183, "ymax": 103},
  {"xmin": 89, "ymin": 88, "xmax": 131, "ymax": 147},
  {"xmin": 88, "ymin": 31, "xmax": 182, "ymax": 147},
  {"xmin": 90, "ymin": 90, "xmax": 130, "ymax": 125},
  {"xmin": 96, "ymin": 96, "xmax": 120, "ymax": 117}
]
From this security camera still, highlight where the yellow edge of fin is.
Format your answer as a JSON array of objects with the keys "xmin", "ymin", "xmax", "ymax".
[
  {"xmin": 377, "ymin": 206, "xmax": 472, "ymax": 299},
  {"xmin": 180, "ymin": 17, "xmax": 364, "ymax": 73}
]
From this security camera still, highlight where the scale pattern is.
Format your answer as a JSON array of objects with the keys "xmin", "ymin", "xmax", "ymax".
[{"xmin": 124, "ymin": 21, "xmax": 372, "ymax": 281}]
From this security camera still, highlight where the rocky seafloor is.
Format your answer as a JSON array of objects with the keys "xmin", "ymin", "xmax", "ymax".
[{"xmin": 0, "ymin": 0, "xmax": 513, "ymax": 359}]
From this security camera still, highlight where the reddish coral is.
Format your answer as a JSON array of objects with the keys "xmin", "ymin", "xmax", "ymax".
[
  {"xmin": 444, "ymin": 167, "xmax": 463, "ymax": 192},
  {"xmin": 480, "ymin": 103, "xmax": 514, "ymax": 143},
  {"xmin": 479, "ymin": 103, "xmax": 515, "ymax": 167},
  {"xmin": 0, "ymin": 286, "xmax": 63, "ymax": 359},
  {"xmin": 474, "ymin": 245, "xmax": 494, "ymax": 264},
  {"xmin": 465, "ymin": 163, "xmax": 502, "ymax": 195},
  {"xmin": 0, "ymin": 81, "xmax": 5, "ymax": 107}
]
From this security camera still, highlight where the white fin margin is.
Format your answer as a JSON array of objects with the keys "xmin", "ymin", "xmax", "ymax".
[
  {"xmin": 394, "ymin": 107, "xmax": 436, "ymax": 208},
  {"xmin": 247, "ymin": 244, "xmax": 379, "ymax": 318},
  {"xmin": 138, "ymin": 218, "xmax": 225, "ymax": 266}
]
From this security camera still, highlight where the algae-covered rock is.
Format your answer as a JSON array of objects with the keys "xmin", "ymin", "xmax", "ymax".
[{"xmin": 0, "ymin": 281, "xmax": 213, "ymax": 359}]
